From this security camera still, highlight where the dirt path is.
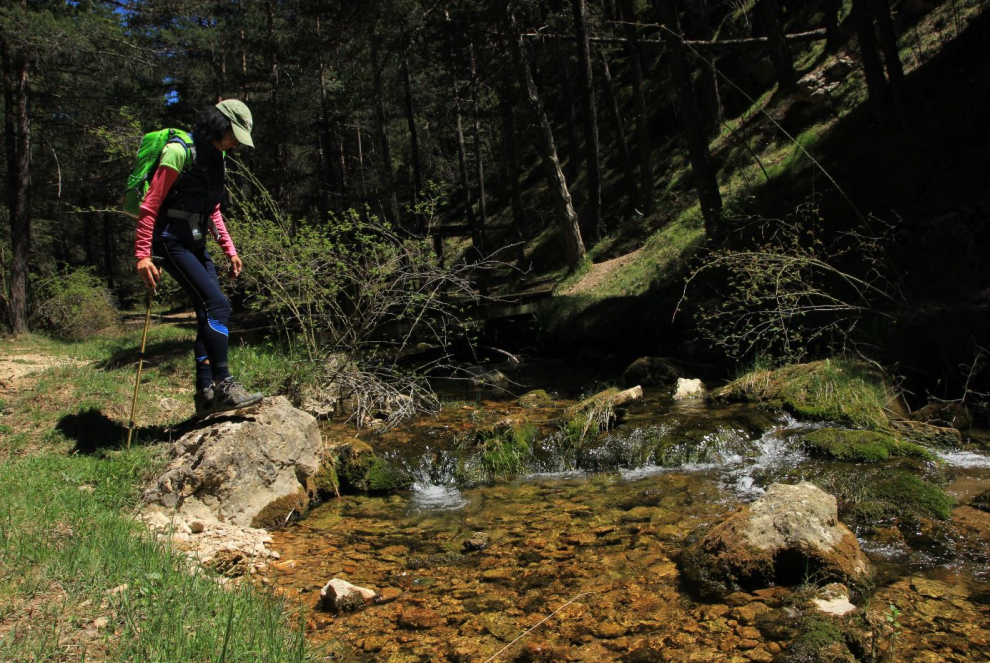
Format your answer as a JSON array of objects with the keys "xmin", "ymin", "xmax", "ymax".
[
  {"xmin": 561, "ymin": 248, "xmax": 643, "ymax": 295},
  {"xmin": 0, "ymin": 351, "xmax": 86, "ymax": 395}
]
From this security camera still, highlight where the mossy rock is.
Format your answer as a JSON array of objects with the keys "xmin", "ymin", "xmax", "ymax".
[
  {"xmin": 251, "ymin": 489, "xmax": 309, "ymax": 530},
  {"xmin": 801, "ymin": 428, "xmax": 934, "ymax": 463},
  {"xmin": 909, "ymin": 402, "xmax": 972, "ymax": 430},
  {"xmin": 365, "ymin": 456, "xmax": 413, "ymax": 492},
  {"xmin": 811, "ymin": 468, "xmax": 955, "ymax": 524},
  {"xmin": 715, "ymin": 360, "xmax": 898, "ymax": 432},
  {"xmin": 329, "ymin": 439, "xmax": 411, "ymax": 493},
  {"xmin": 972, "ymin": 489, "xmax": 990, "ymax": 513},
  {"xmin": 892, "ymin": 419, "xmax": 962, "ymax": 448},
  {"xmin": 517, "ymin": 389, "xmax": 554, "ymax": 409},
  {"xmin": 782, "ymin": 616, "xmax": 857, "ymax": 663},
  {"xmin": 311, "ymin": 461, "xmax": 340, "ymax": 497}
]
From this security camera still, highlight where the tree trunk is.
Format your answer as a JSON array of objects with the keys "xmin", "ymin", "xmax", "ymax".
[
  {"xmin": 371, "ymin": 40, "xmax": 400, "ymax": 225},
  {"xmin": 756, "ymin": 0, "xmax": 798, "ymax": 93},
  {"xmin": 599, "ymin": 52, "xmax": 638, "ymax": 215},
  {"xmin": 660, "ymin": 2, "xmax": 723, "ymax": 241},
  {"xmin": 852, "ymin": 0, "xmax": 888, "ymax": 122},
  {"xmin": 871, "ymin": 0, "xmax": 907, "ymax": 105},
  {"xmin": 266, "ymin": 2, "xmax": 288, "ymax": 211},
  {"xmin": 823, "ymin": 0, "xmax": 842, "ymax": 53},
  {"xmin": 455, "ymin": 99, "xmax": 481, "ymax": 250},
  {"xmin": 102, "ymin": 212, "xmax": 116, "ymax": 290},
  {"xmin": 316, "ymin": 17, "xmax": 339, "ymax": 206},
  {"xmin": 505, "ymin": 3, "xmax": 585, "ymax": 269},
  {"xmin": 401, "ymin": 57, "xmax": 423, "ymax": 229},
  {"xmin": 683, "ymin": 0, "xmax": 721, "ymax": 136},
  {"xmin": 500, "ymin": 92, "xmax": 527, "ymax": 267},
  {"xmin": 572, "ymin": 0, "xmax": 602, "ymax": 243},
  {"xmin": 469, "ymin": 43, "xmax": 488, "ymax": 253},
  {"xmin": 620, "ymin": 0, "xmax": 654, "ymax": 216},
  {"xmin": 2, "ymin": 36, "xmax": 30, "ymax": 334}
]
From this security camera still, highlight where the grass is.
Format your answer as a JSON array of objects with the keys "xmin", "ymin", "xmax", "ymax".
[
  {"xmin": 0, "ymin": 325, "xmax": 315, "ymax": 661},
  {"xmin": 716, "ymin": 358, "xmax": 899, "ymax": 432}
]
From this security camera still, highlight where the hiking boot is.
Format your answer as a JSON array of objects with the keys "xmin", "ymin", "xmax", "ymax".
[
  {"xmin": 213, "ymin": 377, "xmax": 263, "ymax": 413},
  {"xmin": 194, "ymin": 385, "xmax": 215, "ymax": 416}
]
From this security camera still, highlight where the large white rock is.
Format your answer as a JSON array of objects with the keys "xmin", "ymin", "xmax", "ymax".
[
  {"xmin": 673, "ymin": 378, "xmax": 706, "ymax": 400},
  {"xmin": 141, "ymin": 396, "xmax": 321, "ymax": 527}
]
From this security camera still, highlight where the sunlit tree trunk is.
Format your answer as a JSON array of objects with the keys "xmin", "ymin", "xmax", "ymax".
[
  {"xmin": 455, "ymin": 98, "xmax": 481, "ymax": 250},
  {"xmin": 660, "ymin": 1, "xmax": 723, "ymax": 241},
  {"xmin": 371, "ymin": 40, "xmax": 400, "ymax": 225},
  {"xmin": 469, "ymin": 43, "xmax": 487, "ymax": 252},
  {"xmin": 852, "ymin": 0, "xmax": 888, "ymax": 122},
  {"xmin": 401, "ymin": 57, "xmax": 423, "ymax": 228},
  {"xmin": 505, "ymin": 2, "xmax": 585, "ymax": 269}
]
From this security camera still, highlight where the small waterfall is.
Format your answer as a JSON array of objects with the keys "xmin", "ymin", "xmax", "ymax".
[{"xmin": 405, "ymin": 448, "xmax": 470, "ymax": 511}]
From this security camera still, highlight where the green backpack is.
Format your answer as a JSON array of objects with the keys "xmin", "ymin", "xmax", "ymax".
[{"xmin": 122, "ymin": 128, "xmax": 196, "ymax": 218}]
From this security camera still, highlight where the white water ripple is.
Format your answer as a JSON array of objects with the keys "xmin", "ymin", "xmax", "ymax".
[{"xmin": 938, "ymin": 450, "xmax": 990, "ymax": 468}]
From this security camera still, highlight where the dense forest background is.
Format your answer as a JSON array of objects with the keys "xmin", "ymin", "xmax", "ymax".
[{"xmin": 2, "ymin": 0, "xmax": 989, "ymax": 408}]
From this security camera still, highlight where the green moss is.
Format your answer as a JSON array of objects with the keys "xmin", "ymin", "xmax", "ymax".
[
  {"xmin": 801, "ymin": 428, "xmax": 934, "ymax": 463},
  {"xmin": 517, "ymin": 389, "xmax": 553, "ymax": 409},
  {"xmin": 333, "ymin": 439, "xmax": 409, "ymax": 493},
  {"xmin": 365, "ymin": 456, "xmax": 413, "ymax": 493},
  {"xmin": 250, "ymin": 490, "xmax": 309, "ymax": 530},
  {"xmin": 783, "ymin": 616, "xmax": 855, "ymax": 663},
  {"xmin": 717, "ymin": 359, "xmax": 898, "ymax": 432},
  {"xmin": 480, "ymin": 434, "xmax": 532, "ymax": 480},
  {"xmin": 808, "ymin": 468, "xmax": 954, "ymax": 525},
  {"xmin": 311, "ymin": 461, "xmax": 339, "ymax": 497}
]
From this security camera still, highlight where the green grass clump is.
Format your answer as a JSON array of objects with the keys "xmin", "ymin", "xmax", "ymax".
[
  {"xmin": 717, "ymin": 359, "xmax": 898, "ymax": 432},
  {"xmin": 0, "ymin": 452, "xmax": 310, "ymax": 662},
  {"xmin": 479, "ymin": 424, "xmax": 536, "ymax": 480},
  {"xmin": 783, "ymin": 616, "xmax": 854, "ymax": 663},
  {"xmin": 801, "ymin": 428, "xmax": 934, "ymax": 463}
]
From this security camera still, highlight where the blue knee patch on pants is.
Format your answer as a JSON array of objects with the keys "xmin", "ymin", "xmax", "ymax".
[{"xmin": 207, "ymin": 317, "xmax": 229, "ymax": 336}]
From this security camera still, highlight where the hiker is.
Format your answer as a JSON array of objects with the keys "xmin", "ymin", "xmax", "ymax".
[{"xmin": 134, "ymin": 99, "xmax": 263, "ymax": 415}]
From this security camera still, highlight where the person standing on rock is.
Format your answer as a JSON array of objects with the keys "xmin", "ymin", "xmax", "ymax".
[{"xmin": 134, "ymin": 99, "xmax": 263, "ymax": 415}]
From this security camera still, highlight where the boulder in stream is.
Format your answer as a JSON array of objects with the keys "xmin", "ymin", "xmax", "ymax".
[
  {"xmin": 620, "ymin": 356, "xmax": 682, "ymax": 388},
  {"xmin": 141, "ymin": 396, "xmax": 321, "ymax": 528},
  {"xmin": 320, "ymin": 578, "xmax": 377, "ymax": 613},
  {"xmin": 681, "ymin": 482, "xmax": 872, "ymax": 598},
  {"xmin": 673, "ymin": 378, "xmax": 705, "ymax": 400}
]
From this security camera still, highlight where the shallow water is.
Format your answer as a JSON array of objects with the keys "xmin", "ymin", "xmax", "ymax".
[{"xmin": 270, "ymin": 369, "xmax": 990, "ymax": 662}]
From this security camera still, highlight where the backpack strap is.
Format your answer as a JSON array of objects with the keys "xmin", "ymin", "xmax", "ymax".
[{"xmin": 166, "ymin": 130, "xmax": 197, "ymax": 172}]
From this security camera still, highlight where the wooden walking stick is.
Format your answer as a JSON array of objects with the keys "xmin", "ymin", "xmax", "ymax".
[{"xmin": 126, "ymin": 258, "xmax": 161, "ymax": 450}]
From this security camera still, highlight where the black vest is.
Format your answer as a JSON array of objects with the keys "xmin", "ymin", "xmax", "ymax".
[{"xmin": 161, "ymin": 135, "xmax": 226, "ymax": 219}]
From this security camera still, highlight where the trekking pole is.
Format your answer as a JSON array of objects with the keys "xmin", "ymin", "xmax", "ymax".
[{"xmin": 126, "ymin": 258, "xmax": 161, "ymax": 450}]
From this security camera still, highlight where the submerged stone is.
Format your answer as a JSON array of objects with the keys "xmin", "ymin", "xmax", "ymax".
[{"xmin": 680, "ymin": 483, "xmax": 872, "ymax": 598}]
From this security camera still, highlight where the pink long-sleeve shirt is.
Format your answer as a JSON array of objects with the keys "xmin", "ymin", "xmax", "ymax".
[{"xmin": 133, "ymin": 165, "xmax": 237, "ymax": 260}]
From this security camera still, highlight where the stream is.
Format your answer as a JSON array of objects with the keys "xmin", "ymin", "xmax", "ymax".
[{"xmin": 269, "ymin": 361, "xmax": 990, "ymax": 662}]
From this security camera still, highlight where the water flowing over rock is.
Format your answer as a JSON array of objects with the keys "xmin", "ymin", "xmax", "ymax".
[
  {"xmin": 141, "ymin": 396, "xmax": 321, "ymax": 528},
  {"xmin": 681, "ymin": 482, "xmax": 872, "ymax": 597}
]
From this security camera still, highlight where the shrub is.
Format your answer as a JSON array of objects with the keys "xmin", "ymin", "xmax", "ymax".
[{"xmin": 31, "ymin": 268, "xmax": 119, "ymax": 340}]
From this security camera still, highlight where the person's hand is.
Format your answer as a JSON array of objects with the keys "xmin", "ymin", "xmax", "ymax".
[
  {"xmin": 136, "ymin": 257, "xmax": 160, "ymax": 291},
  {"xmin": 230, "ymin": 254, "xmax": 243, "ymax": 279}
]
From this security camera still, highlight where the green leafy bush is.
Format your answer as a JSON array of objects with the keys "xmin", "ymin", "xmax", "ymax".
[{"xmin": 31, "ymin": 268, "xmax": 119, "ymax": 340}]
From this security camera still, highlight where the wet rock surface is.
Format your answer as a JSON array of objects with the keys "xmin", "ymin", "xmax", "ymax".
[
  {"xmin": 681, "ymin": 482, "xmax": 872, "ymax": 597},
  {"xmin": 141, "ymin": 396, "xmax": 321, "ymax": 527}
]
